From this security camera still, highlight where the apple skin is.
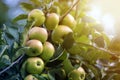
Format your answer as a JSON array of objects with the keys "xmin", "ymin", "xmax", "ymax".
[
  {"xmin": 68, "ymin": 67, "xmax": 86, "ymax": 80},
  {"xmin": 24, "ymin": 75, "xmax": 38, "ymax": 80},
  {"xmin": 28, "ymin": 27, "xmax": 48, "ymax": 43},
  {"xmin": 51, "ymin": 25, "xmax": 73, "ymax": 44},
  {"xmin": 28, "ymin": 9, "xmax": 45, "ymax": 26},
  {"xmin": 45, "ymin": 13, "xmax": 59, "ymax": 30},
  {"xmin": 40, "ymin": 41, "xmax": 55, "ymax": 61},
  {"xmin": 60, "ymin": 14, "xmax": 76, "ymax": 30},
  {"xmin": 25, "ymin": 40, "xmax": 43, "ymax": 56},
  {"xmin": 26, "ymin": 57, "xmax": 44, "ymax": 74}
]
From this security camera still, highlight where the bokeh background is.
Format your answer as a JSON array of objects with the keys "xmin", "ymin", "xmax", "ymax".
[
  {"xmin": 89, "ymin": 0, "xmax": 120, "ymax": 36},
  {"xmin": 0, "ymin": 0, "xmax": 119, "ymax": 36}
]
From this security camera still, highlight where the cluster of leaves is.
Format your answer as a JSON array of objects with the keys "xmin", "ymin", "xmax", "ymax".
[{"xmin": 0, "ymin": 0, "xmax": 120, "ymax": 80}]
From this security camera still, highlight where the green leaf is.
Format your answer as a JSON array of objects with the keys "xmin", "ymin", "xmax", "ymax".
[
  {"xmin": 102, "ymin": 73, "xmax": 120, "ymax": 80},
  {"xmin": 79, "ymin": 49, "xmax": 111, "ymax": 64},
  {"xmin": 20, "ymin": 60, "xmax": 27, "ymax": 79},
  {"xmin": 52, "ymin": 45, "xmax": 64, "ymax": 59},
  {"xmin": 20, "ymin": 2, "xmax": 35, "ymax": 11},
  {"xmin": 0, "ymin": 29, "xmax": 5, "ymax": 44},
  {"xmin": 62, "ymin": 58, "xmax": 74, "ymax": 74},
  {"xmin": 2, "ymin": 25, "xmax": 18, "ymax": 47},
  {"xmin": 30, "ymin": 0, "xmax": 41, "ymax": 7},
  {"xmin": 12, "ymin": 14, "xmax": 27, "ymax": 23},
  {"xmin": 63, "ymin": 33, "xmax": 111, "ymax": 63},
  {"xmin": 74, "ymin": 0, "xmax": 82, "ymax": 20},
  {"xmin": 7, "ymin": 26, "xmax": 19, "ymax": 41},
  {"xmin": 21, "ymin": 20, "xmax": 36, "ymax": 46},
  {"xmin": 48, "ymin": 71, "xmax": 55, "ymax": 80},
  {"xmin": 83, "ymin": 62, "xmax": 102, "ymax": 80},
  {"xmin": 12, "ymin": 47, "xmax": 28, "ymax": 62},
  {"xmin": 0, "ymin": 45, "xmax": 8, "ymax": 57},
  {"xmin": 0, "ymin": 55, "xmax": 11, "ymax": 69},
  {"xmin": 62, "ymin": 33, "xmax": 75, "ymax": 49},
  {"xmin": 46, "ymin": 50, "xmax": 68, "ymax": 67},
  {"xmin": 75, "ymin": 35, "xmax": 91, "ymax": 44},
  {"xmin": 7, "ymin": 74, "xmax": 21, "ymax": 80},
  {"xmin": 74, "ymin": 22, "xmax": 84, "ymax": 37},
  {"xmin": 33, "ymin": 74, "xmax": 49, "ymax": 80},
  {"xmin": 48, "ymin": 68, "xmax": 66, "ymax": 80}
]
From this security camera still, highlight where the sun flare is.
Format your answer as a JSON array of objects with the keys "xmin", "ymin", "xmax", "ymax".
[{"xmin": 87, "ymin": 3, "xmax": 115, "ymax": 36}]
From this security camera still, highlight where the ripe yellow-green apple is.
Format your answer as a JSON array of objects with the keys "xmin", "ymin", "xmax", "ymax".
[
  {"xmin": 25, "ymin": 40, "xmax": 43, "ymax": 56},
  {"xmin": 26, "ymin": 57, "xmax": 44, "ymax": 74},
  {"xmin": 28, "ymin": 9, "xmax": 45, "ymax": 26},
  {"xmin": 28, "ymin": 27, "xmax": 48, "ymax": 43},
  {"xmin": 24, "ymin": 75, "xmax": 38, "ymax": 80},
  {"xmin": 45, "ymin": 13, "xmax": 59, "ymax": 30},
  {"xmin": 51, "ymin": 25, "xmax": 73, "ymax": 44},
  {"xmin": 40, "ymin": 41, "xmax": 55, "ymax": 61},
  {"xmin": 60, "ymin": 14, "xmax": 76, "ymax": 30},
  {"xmin": 68, "ymin": 67, "xmax": 86, "ymax": 80},
  {"xmin": 40, "ymin": 42, "xmax": 55, "ymax": 61}
]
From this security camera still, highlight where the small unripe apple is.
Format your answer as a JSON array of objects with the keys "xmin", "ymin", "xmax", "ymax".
[
  {"xmin": 60, "ymin": 14, "xmax": 76, "ymax": 30},
  {"xmin": 28, "ymin": 9, "xmax": 45, "ymax": 26},
  {"xmin": 51, "ymin": 25, "xmax": 73, "ymax": 44},
  {"xmin": 24, "ymin": 75, "xmax": 38, "ymax": 80},
  {"xmin": 45, "ymin": 13, "xmax": 59, "ymax": 30},
  {"xmin": 68, "ymin": 67, "xmax": 86, "ymax": 80},
  {"xmin": 28, "ymin": 27, "xmax": 48, "ymax": 43},
  {"xmin": 26, "ymin": 57, "xmax": 44, "ymax": 74},
  {"xmin": 25, "ymin": 40, "xmax": 43, "ymax": 56},
  {"xmin": 40, "ymin": 41, "xmax": 55, "ymax": 61}
]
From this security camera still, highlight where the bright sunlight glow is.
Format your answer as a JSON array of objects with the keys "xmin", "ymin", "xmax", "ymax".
[
  {"xmin": 87, "ymin": 3, "xmax": 115, "ymax": 36},
  {"xmin": 102, "ymin": 14, "xmax": 115, "ymax": 35}
]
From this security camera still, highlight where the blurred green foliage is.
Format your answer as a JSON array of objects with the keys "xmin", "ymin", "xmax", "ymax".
[{"xmin": 0, "ymin": 0, "xmax": 9, "ymax": 27}]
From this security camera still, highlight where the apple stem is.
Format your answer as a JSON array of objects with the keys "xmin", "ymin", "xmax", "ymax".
[{"xmin": 59, "ymin": 0, "xmax": 80, "ymax": 24}]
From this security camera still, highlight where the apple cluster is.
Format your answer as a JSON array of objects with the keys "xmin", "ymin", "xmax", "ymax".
[{"xmin": 23, "ymin": 9, "xmax": 85, "ymax": 80}]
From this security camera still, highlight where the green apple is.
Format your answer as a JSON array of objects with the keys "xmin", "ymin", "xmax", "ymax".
[
  {"xmin": 26, "ymin": 57, "xmax": 44, "ymax": 74},
  {"xmin": 51, "ymin": 25, "xmax": 73, "ymax": 44},
  {"xmin": 24, "ymin": 75, "xmax": 38, "ymax": 80},
  {"xmin": 60, "ymin": 14, "xmax": 76, "ymax": 30},
  {"xmin": 25, "ymin": 40, "xmax": 43, "ymax": 56},
  {"xmin": 40, "ymin": 41, "xmax": 55, "ymax": 61},
  {"xmin": 28, "ymin": 27, "xmax": 48, "ymax": 43},
  {"xmin": 28, "ymin": 9, "xmax": 45, "ymax": 26},
  {"xmin": 45, "ymin": 13, "xmax": 59, "ymax": 30},
  {"xmin": 68, "ymin": 67, "xmax": 86, "ymax": 80}
]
